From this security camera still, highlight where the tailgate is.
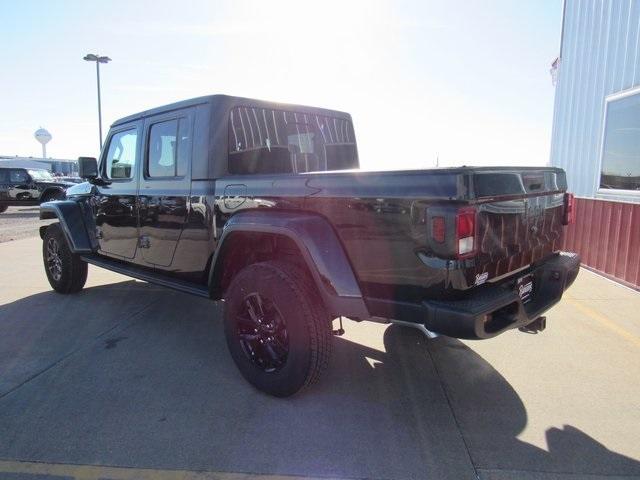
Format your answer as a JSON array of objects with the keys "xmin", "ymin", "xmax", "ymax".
[{"xmin": 464, "ymin": 168, "xmax": 567, "ymax": 287}]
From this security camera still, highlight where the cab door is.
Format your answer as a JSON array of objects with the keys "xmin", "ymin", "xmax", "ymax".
[
  {"xmin": 137, "ymin": 111, "xmax": 193, "ymax": 268},
  {"xmin": 94, "ymin": 122, "xmax": 142, "ymax": 259}
]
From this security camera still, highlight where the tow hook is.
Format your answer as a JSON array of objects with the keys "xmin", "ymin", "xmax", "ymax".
[
  {"xmin": 332, "ymin": 316, "xmax": 345, "ymax": 336},
  {"xmin": 519, "ymin": 316, "xmax": 546, "ymax": 334}
]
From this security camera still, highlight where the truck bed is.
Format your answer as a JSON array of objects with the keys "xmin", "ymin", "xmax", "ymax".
[{"xmin": 219, "ymin": 166, "xmax": 568, "ymax": 306}]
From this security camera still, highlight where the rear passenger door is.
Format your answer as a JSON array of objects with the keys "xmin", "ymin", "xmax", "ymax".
[{"xmin": 138, "ymin": 110, "xmax": 193, "ymax": 267}]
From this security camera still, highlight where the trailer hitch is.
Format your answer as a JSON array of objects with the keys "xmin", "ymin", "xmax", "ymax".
[
  {"xmin": 519, "ymin": 316, "xmax": 546, "ymax": 334},
  {"xmin": 332, "ymin": 316, "xmax": 345, "ymax": 336}
]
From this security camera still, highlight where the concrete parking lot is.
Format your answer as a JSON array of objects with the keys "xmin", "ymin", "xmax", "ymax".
[
  {"xmin": 0, "ymin": 206, "xmax": 55, "ymax": 243},
  {"xmin": 0, "ymin": 234, "xmax": 639, "ymax": 480}
]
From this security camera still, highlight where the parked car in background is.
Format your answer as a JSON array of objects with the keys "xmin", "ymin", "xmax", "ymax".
[{"xmin": 0, "ymin": 165, "xmax": 72, "ymax": 213}]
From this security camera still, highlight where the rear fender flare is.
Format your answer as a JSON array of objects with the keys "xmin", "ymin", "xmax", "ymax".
[
  {"xmin": 209, "ymin": 210, "xmax": 369, "ymax": 319},
  {"xmin": 39, "ymin": 201, "xmax": 96, "ymax": 253}
]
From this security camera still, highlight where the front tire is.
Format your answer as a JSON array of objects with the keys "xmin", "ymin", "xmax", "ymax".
[
  {"xmin": 0, "ymin": 205, "xmax": 7, "ymax": 214},
  {"xmin": 223, "ymin": 261, "xmax": 332, "ymax": 397},
  {"xmin": 42, "ymin": 223, "xmax": 88, "ymax": 294}
]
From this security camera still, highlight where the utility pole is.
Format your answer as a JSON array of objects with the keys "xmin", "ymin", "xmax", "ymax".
[{"xmin": 83, "ymin": 53, "xmax": 111, "ymax": 151}]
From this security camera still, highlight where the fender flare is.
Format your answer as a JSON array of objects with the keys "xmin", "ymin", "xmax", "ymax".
[
  {"xmin": 209, "ymin": 210, "xmax": 370, "ymax": 319},
  {"xmin": 39, "ymin": 201, "xmax": 96, "ymax": 253}
]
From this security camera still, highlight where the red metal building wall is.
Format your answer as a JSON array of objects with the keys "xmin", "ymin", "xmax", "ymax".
[{"xmin": 563, "ymin": 197, "xmax": 640, "ymax": 289}]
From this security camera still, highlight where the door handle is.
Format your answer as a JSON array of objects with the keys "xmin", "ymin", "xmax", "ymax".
[{"xmin": 138, "ymin": 235, "xmax": 151, "ymax": 249}]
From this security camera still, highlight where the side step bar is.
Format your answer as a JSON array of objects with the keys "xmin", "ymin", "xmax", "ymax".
[{"xmin": 80, "ymin": 254, "xmax": 210, "ymax": 298}]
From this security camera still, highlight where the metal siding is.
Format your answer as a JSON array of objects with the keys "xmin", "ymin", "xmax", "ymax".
[
  {"xmin": 550, "ymin": 0, "xmax": 640, "ymax": 202},
  {"xmin": 563, "ymin": 197, "xmax": 640, "ymax": 288}
]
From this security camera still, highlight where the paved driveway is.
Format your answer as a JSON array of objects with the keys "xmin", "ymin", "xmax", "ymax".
[
  {"xmin": 0, "ymin": 237, "xmax": 638, "ymax": 479},
  {"xmin": 0, "ymin": 206, "xmax": 55, "ymax": 243}
]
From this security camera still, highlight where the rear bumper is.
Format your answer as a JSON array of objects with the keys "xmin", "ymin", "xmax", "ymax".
[{"xmin": 369, "ymin": 252, "xmax": 580, "ymax": 339}]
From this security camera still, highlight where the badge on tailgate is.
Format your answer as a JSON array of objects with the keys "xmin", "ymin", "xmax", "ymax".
[{"xmin": 517, "ymin": 274, "xmax": 534, "ymax": 304}]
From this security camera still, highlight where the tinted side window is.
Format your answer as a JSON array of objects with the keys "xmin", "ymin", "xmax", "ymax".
[
  {"xmin": 147, "ymin": 118, "xmax": 190, "ymax": 178},
  {"xmin": 105, "ymin": 128, "xmax": 138, "ymax": 179},
  {"xmin": 148, "ymin": 120, "xmax": 178, "ymax": 177},
  {"xmin": 0, "ymin": 169, "xmax": 8, "ymax": 182},
  {"xmin": 177, "ymin": 118, "xmax": 191, "ymax": 176},
  {"xmin": 10, "ymin": 170, "xmax": 29, "ymax": 183}
]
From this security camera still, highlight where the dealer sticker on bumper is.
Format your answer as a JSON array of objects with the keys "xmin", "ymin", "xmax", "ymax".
[{"xmin": 517, "ymin": 275, "xmax": 534, "ymax": 304}]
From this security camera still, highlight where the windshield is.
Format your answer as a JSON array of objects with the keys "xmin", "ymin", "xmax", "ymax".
[{"xmin": 27, "ymin": 169, "xmax": 54, "ymax": 181}]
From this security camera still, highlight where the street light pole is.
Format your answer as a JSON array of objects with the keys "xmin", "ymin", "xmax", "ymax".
[
  {"xmin": 83, "ymin": 53, "xmax": 111, "ymax": 151},
  {"xmin": 96, "ymin": 60, "xmax": 103, "ymax": 149}
]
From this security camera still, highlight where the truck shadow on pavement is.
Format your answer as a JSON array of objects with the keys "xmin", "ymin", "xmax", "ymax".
[{"xmin": 0, "ymin": 281, "xmax": 637, "ymax": 479}]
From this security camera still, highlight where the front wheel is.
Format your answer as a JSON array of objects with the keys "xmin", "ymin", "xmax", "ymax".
[
  {"xmin": 42, "ymin": 223, "xmax": 88, "ymax": 294},
  {"xmin": 223, "ymin": 261, "xmax": 332, "ymax": 397},
  {"xmin": 0, "ymin": 205, "xmax": 7, "ymax": 214}
]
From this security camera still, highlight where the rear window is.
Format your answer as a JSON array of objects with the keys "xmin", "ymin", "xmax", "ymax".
[{"xmin": 228, "ymin": 107, "xmax": 358, "ymax": 175}]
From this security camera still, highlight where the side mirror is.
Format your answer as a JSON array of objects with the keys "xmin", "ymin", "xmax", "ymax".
[{"xmin": 78, "ymin": 157, "xmax": 98, "ymax": 180}]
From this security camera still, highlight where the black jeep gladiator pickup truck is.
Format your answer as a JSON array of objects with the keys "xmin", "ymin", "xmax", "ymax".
[{"xmin": 39, "ymin": 94, "xmax": 579, "ymax": 396}]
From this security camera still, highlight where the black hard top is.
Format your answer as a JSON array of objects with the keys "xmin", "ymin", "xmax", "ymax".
[{"xmin": 112, "ymin": 94, "xmax": 352, "ymax": 127}]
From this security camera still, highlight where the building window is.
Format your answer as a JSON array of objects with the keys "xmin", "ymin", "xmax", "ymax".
[{"xmin": 599, "ymin": 90, "xmax": 640, "ymax": 192}]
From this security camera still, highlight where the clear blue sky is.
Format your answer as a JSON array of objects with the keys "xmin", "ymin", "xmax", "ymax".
[{"xmin": 0, "ymin": 0, "xmax": 563, "ymax": 170}]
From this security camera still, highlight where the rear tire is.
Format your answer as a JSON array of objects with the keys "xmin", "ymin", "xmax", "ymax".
[
  {"xmin": 42, "ymin": 223, "xmax": 87, "ymax": 294},
  {"xmin": 223, "ymin": 261, "xmax": 332, "ymax": 397}
]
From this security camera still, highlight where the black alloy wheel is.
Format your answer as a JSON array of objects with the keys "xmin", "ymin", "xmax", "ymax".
[
  {"xmin": 42, "ymin": 223, "xmax": 88, "ymax": 294},
  {"xmin": 45, "ymin": 236, "xmax": 63, "ymax": 282},
  {"xmin": 236, "ymin": 292, "xmax": 290, "ymax": 373},
  {"xmin": 223, "ymin": 261, "xmax": 332, "ymax": 397}
]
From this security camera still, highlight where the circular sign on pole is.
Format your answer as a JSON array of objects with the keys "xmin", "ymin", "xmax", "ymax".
[{"xmin": 34, "ymin": 127, "xmax": 52, "ymax": 158}]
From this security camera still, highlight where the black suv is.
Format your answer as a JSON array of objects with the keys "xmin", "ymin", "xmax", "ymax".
[
  {"xmin": 0, "ymin": 164, "xmax": 71, "ymax": 213},
  {"xmin": 39, "ymin": 95, "xmax": 579, "ymax": 397}
]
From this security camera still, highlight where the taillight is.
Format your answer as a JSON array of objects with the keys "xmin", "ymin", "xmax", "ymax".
[
  {"xmin": 456, "ymin": 207, "xmax": 477, "ymax": 258},
  {"xmin": 563, "ymin": 193, "xmax": 575, "ymax": 225},
  {"xmin": 432, "ymin": 216, "xmax": 445, "ymax": 243}
]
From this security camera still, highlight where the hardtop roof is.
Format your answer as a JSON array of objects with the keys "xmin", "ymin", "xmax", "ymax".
[{"xmin": 111, "ymin": 94, "xmax": 352, "ymax": 127}]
